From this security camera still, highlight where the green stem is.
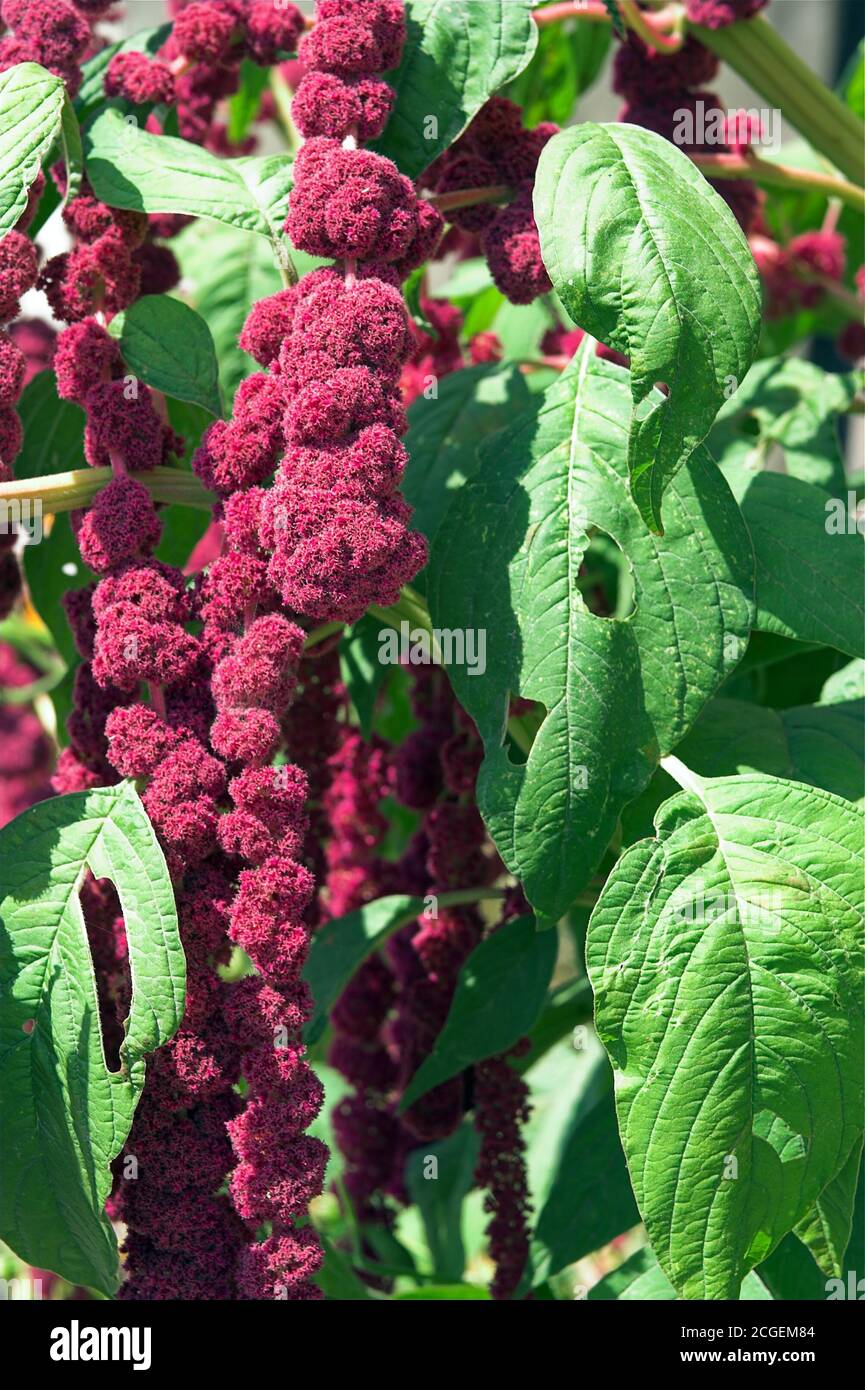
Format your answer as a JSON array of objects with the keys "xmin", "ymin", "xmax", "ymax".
[
  {"xmin": 690, "ymin": 14, "xmax": 865, "ymax": 187},
  {"xmin": 304, "ymin": 620, "xmax": 344, "ymax": 651},
  {"xmin": 619, "ymin": 0, "xmax": 682, "ymax": 52},
  {"xmin": 692, "ymin": 152, "xmax": 865, "ymax": 213},
  {"xmin": 0, "ymin": 466, "xmax": 215, "ymax": 514}
]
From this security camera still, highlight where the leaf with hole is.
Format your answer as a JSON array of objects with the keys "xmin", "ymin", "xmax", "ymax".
[{"xmin": 427, "ymin": 345, "xmax": 753, "ymax": 923}]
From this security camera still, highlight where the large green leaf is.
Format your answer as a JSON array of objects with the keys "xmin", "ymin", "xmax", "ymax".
[
  {"xmin": 400, "ymin": 915, "xmax": 555, "ymax": 1110},
  {"xmin": 0, "ymin": 783, "xmax": 184, "ymax": 1294},
  {"xmin": 405, "ymin": 1122, "xmax": 480, "ymax": 1284},
  {"xmin": 403, "ymin": 363, "xmax": 532, "ymax": 545},
  {"xmin": 108, "ymin": 295, "xmax": 222, "ymax": 418},
  {"xmin": 534, "ymin": 123, "xmax": 761, "ymax": 531},
  {"xmin": 84, "ymin": 109, "xmax": 293, "ymax": 262},
  {"xmin": 589, "ymin": 1245, "xmax": 772, "ymax": 1300},
  {"xmin": 428, "ymin": 347, "xmax": 753, "ymax": 923},
  {"xmin": 587, "ymin": 761, "xmax": 864, "ymax": 1299},
  {"xmin": 15, "ymin": 372, "xmax": 85, "ymax": 479},
  {"xmin": 524, "ymin": 1038, "xmax": 639, "ymax": 1287},
  {"xmin": 0, "ymin": 64, "xmax": 77, "ymax": 233},
  {"xmin": 709, "ymin": 356, "xmax": 861, "ymax": 492},
  {"xmin": 173, "ymin": 220, "xmax": 283, "ymax": 403},
  {"xmin": 374, "ymin": 0, "xmax": 537, "ymax": 179},
  {"xmin": 722, "ymin": 461, "xmax": 864, "ymax": 658}
]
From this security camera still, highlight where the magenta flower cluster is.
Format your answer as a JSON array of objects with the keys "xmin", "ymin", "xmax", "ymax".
[
  {"xmin": 0, "ymin": 0, "xmax": 109, "ymax": 97},
  {"xmin": 105, "ymin": 1, "xmax": 305, "ymax": 152},
  {"xmin": 190, "ymin": 0, "xmax": 433, "ymax": 627},
  {"xmin": 422, "ymin": 97, "xmax": 558, "ymax": 304}
]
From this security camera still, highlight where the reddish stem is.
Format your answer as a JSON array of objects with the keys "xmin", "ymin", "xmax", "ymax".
[
  {"xmin": 429, "ymin": 184, "xmax": 511, "ymax": 213},
  {"xmin": 534, "ymin": 1, "xmax": 610, "ymax": 24}
]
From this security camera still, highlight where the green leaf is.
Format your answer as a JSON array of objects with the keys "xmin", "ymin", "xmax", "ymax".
[
  {"xmin": 709, "ymin": 357, "xmax": 861, "ymax": 491},
  {"xmin": 403, "ymin": 363, "xmax": 532, "ymax": 545},
  {"xmin": 58, "ymin": 89, "xmax": 83, "ymax": 206},
  {"xmin": 227, "ymin": 60, "xmax": 270, "ymax": 144},
  {"xmin": 427, "ymin": 348, "xmax": 753, "ymax": 922},
  {"xmin": 821, "ymin": 658, "xmax": 865, "ymax": 704},
  {"xmin": 405, "ymin": 1122, "xmax": 480, "ymax": 1283},
  {"xmin": 525, "ymin": 1039, "xmax": 639, "ymax": 1286},
  {"xmin": 155, "ymin": 505, "xmax": 211, "ymax": 571},
  {"xmin": 722, "ymin": 461, "xmax": 864, "ymax": 658},
  {"xmin": 108, "ymin": 295, "xmax": 222, "ymax": 418},
  {"xmin": 75, "ymin": 24, "xmax": 172, "ymax": 126},
  {"xmin": 314, "ymin": 1233, "xmax": 374, "ymax": 1301},
  {"xmin": 400, "ymin": 915, "xmax": 555, "ymax": 1110},
  {"xmin": 534, "ymin": 123, "xmax": 761, "ymax": 531},
  {"xmin": 340, "ymin": 614, "xmax": 388, "ymax": 740},
  {"xmin": 173, "ymin": 220, "xmax": 283, "ymax": 403},
  {"xmin": 0, "ymin": 783, "xmax": 184, "ymax": 1293},
  {"xmin": 84, "ymin": 109, "xmax": 293, "ymax": 263},
  {"xmin": 0, "ymin": 64, "xmax": 68, "ymax": 234},
  {"xmin": 303, "ymin": 895, "xmax": 426, "ymax": 1045},
  {"xmin": 756, "ymin": 1232, "xmax": 831, "ymax": 1301},
  {"xmin": 506, "ymin": 17, "xmax": 611, "ymax": 125},
  {"xmin": 394, "ymin": 1284, "xmax": 490, "ymax": 1299},
  {"xmin": 622, "ymin": 696, "xmax": 864, "ymax": 846},
  {"xmin": 587, "ymin": 761, "xmax": 864, "ymax": 1299},
  {"xmin": 515, "ymin": 975, "xmax": 593, "ymax": 1075},
  {"xmin": 839, "ymin": 38, "xmax": 864, "ymax": 120},
  {"xmin": 588, "ymin": 1245, "xmax": 772, "ymax": 1300},
  {"xmin": 14, "ymin": 372, "xmax": 85, "ymax": 480},
  {"xmin": 601, "ymin": 0, "xmax": 627, "ymax": 38},
  {"xmin": 794, "ymin": 1141, "xmax": 864, "ymax": 1279},
  {"xmin": 374, "ymin": 0, "xmax": 538, "ymax": 179}
]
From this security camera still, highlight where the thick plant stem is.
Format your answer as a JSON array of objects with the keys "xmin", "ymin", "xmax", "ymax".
[
  {"xmin": 0, "ymin": 466, "xmax": 214, "ymax": 515},
  {"xmin": 429, "ymin": 184, "xmax": 510, "ymax": 212},
  {"xmin": 693, "ymin": 153, "xmax": 865, "ymax": 213},
  {"xmin": 690, "ymin": 15, "xmax": 865, "ymax": 187}
]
